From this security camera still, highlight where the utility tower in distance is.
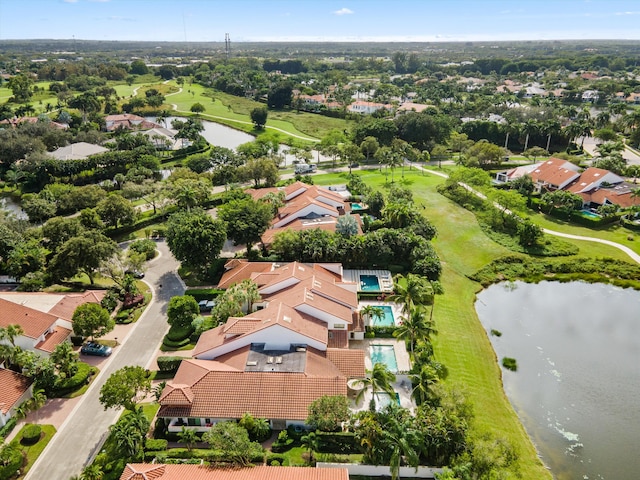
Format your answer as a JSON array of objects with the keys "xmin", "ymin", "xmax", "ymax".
[{"xmin": 225, "ymin": 33, "xmax": 231, "ymax": 60}]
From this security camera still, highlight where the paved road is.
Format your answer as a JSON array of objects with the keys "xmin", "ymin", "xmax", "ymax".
[{"xmin": 26, "ymin": 241, "xmax": 185, "ymax": 480}]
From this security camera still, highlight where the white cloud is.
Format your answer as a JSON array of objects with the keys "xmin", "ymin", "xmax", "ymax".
[
  {"xmin": 89, "ymin": 0, "xmax": 112, "ymax": 2},
  {"xmin": 615, "ymin": 11, "xmax": 640, "ymax": 15},
  {"xmin": 333, "ymin": 8, "xmax": 354, "ymax": 16},
  {"xmin": 63, "ymin": 0, "xmax": 79, "ymax": 3}
]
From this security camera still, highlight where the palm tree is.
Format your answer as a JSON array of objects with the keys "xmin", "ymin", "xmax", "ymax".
[
  {"xmin": 409, "ymin": 364, "xmax": 442, "ymax": 405},
  {"xmin": 28, "ymin": 389, "xmax": 47, "ymax": 423},
  {"xmin": 14, "ymin": 400, "xmax": 31, "ymax": 421},
  {"xmin": 360, "ymin": 305, "xmax": 384, "ymax": 327},
  {"xmin": 178, "ymin": 426, "xmax": 198, "ymax": 452},
  {"xmin": 252, "ymin": 418, "xmax": 271, "ymax": 441},
  {"xmin": 394, "ymin": 306, "xmax": 436, "ymax": 356},
  {"xmin": 234, "ymin": 279, "xmax": 261, "ymax": 313},
  {"xmin": 80, "ymin": 463, "xmax": 103, "ymax": 480},
  {"xmin": 387, "ymin": 274, "xmax": 431, "ymax": 315},
  {"xmin": 50, "ymin": 341, "xmax": 79, "ymax": 378},
  {"xmin": 301, "ymin": 431, "xmax": 320, "ymax": 464},
  {"xmin": 382, "ymin": 406, "xmax": 421, "ymax": 480},
  {"xmin": 355, "ymin": 363, "xmax": 397, "ymax": 411}
]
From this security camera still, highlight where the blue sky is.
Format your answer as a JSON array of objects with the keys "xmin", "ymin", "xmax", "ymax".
[{"xmin": 1, "ymin": 0, "xmax": 639, "ymax": 42}]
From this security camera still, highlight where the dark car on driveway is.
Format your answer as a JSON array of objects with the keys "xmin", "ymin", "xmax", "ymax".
[{"xmin": 80, "ymin": 342, "xmax": 112, "ymax": 357}]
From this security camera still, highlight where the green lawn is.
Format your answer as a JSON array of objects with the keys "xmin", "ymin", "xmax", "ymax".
[
  {"xmin": 163, "ymin": 81, "xmax": 346, "ymax": 143},
  {"xmin": 16, "ymin": 424, "xmax": 57, "ymax": 479}
]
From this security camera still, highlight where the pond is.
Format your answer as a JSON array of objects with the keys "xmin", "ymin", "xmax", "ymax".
[{"xmin": 476, "ymin": 281, "xmax": 640, "ymax": 480}]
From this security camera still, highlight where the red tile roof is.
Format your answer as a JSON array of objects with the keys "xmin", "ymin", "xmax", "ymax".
[
  {"xmin": 530, "ymin": 158, "xmax": 581, "ymax": 189},
  {"xmin": 158, "ymin": 358, "xmax": 346, "ymax": 421},
  {"xmin": 0, "ymin": 298, "xmax": 57, "ymax": 339},
  {"xmin": 326, "ymin": 348, "xmax": 365, "ymax": 378},
  {"xmin": 48, "ymin": 290, "xmax": 106, "ymax": 320},
  {"xmin": 34, "ymin": 327, "xmax": 72, "ymax": 353},
  {"xmin": 0, "ymin": 368, "xmax": 32, "ymax": 414},
  {"xmin": 120, "ymin": 464, "xmax": 349, "ymax": 480},
  {"xmin": 217, "ymin": 261, "xmax": 274, "ymax": 289}
]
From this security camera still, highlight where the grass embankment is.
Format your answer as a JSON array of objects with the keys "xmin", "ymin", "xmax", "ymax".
[{"xmin": 164, "ymin": 81, "xmax": 347, "ymax": 143}]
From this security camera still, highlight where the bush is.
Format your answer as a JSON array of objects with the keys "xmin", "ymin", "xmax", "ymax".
[
  {"xmin": 129, "ymin": 239, "xmax": 157, "ymax": 260},
  {"xmin": 0, "ymin": 418, "xmax": 17, "ymax": 438},
  {"xmin": 367, "ymin": 326, "xmax": 398, "ymax": 338},
  {"xmin": 184, "ymin": 288, "xmax": 224, "ymax": 302},
  {"xmin": 145, "ymin": 438, "xmax": 168, "ymax": 451},
  {"xmin": 21, "ymin": 424, "xmax": 42, "ymax": 445},
  {"xmin": 115, "ymin": 310, "xmax": 132, "ymax": 324},
  {"xmin": 156, "ymin": 356, "xmax": 184, "ymax": 373},
  {"xmin": 101, "ymin": 289, "xmax": 119, "ymax": 312},
  {"xmin": 70, "ymin": 335, "xmax": 85, "ymax": 347},
  {"xmin": 165, "ymin": 325, "xmax": 194, "ymax": 342},
  {"xmin": 266, "ymin": 453, "xmax": 285, "ymax": 466},
  {"xmin": 0, "ymin": 442, "xmax": 22, "ymax": 480},
  {"xmin": 316, "ymin": 431, "xmax": 358, "ymax": 454},
  {"xmin": 502, "ymin": 357, "xmax": 518, "ymax": 371},
  {"xmin": 52, "ymin": 363, "xmax": 94, "ymax": 396},
  {"xmin": 161, "ymin": 337, "xmax": 191, "ymax": 349}
]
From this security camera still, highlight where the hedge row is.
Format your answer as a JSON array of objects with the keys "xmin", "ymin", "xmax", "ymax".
[
  {"xmin": 162, "ymin": 337, "xmax": 191, "ymax": 349},
  {"xmin": 165, "ymin": 325, "xmax": 194, "ymax": 342},
  {"xmin": 184, "ymin": 289, "xmax": 224, "ymax": 302},
  {"xmin": 0, "ymin": 418, "xmax": 17, "ymax": 438},
  {"xmin": 157, "ymin": 356, "xmax": 184, "ymax": 373},
  {"xmin": 145, "ymin": 438, "xmax": 168, "ymax": 452},
  {"xmin": 316, "ymin": 431, "xmax": 358, "ymax": 454}
]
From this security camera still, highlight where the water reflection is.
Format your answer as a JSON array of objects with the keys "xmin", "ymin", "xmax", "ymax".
[{"xmin": 476, "ymin": 281, "xmax": 640, "ymax": 480}]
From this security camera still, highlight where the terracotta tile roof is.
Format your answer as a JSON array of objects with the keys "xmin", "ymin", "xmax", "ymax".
[
  {"xmin": 194, "ymin": 302, "xmax": 328, "ymax": 358},
  {"xmin": 34, "ymin": 327, "xmax": 72, "ymax": 353},
  {"xmin": 158, "ymin": 359, "xmax": 346, "ymax": 421},
  {"xmin": 327, "ymin": 330, "xmax": 349, "ymax": 349},
  {"xmin": 530, "ymin": 158, "xmax": 580, "ymax": 188},
  {"xmin": 217, "ymin": 262, "xmax": 274, "ymax": 289},
  {"xmin": 581, "ymin": 186, "xmax": 640, "ymax": 208},
  {"xmin": 0, "ymin": 298, "xmax": 57, "ymax": 339},
  {"xmin": 262, "ymin": 218, "xmax": 340, "ymax": 245},
  {"xmin": 267, "ymin": 286, "xmax": 354, "ymax": 324},
  {"xmin": 566, "ymin": 168, "xmax": 623, "ymax": 194},
  {"xmin": 48, "ymin": 290, "xmax": 106, "ymax": 320},
  {"xmin": 0, "ymin": 368, "xmax": 32, "ymax": 414},
  {"xmin": 326, "ymin": 349, "xmax": 366, "ymax": 378},
  {"xmin": 120, "ymin": 464, "xmax": 349, "ymax": 480}
]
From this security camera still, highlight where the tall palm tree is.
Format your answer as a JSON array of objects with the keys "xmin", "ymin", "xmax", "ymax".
[
  {"xmin": 355, "ymin": 363, "xmax": 397, "ymax": 411},
  {"xmin": 388, "ymin": 274, "xmax": 431, "ymax": 315},
  {"xmin": 301, "ymin": 431, "xmax": 320, "ymax": 464},
  {"xmin": 26, "ymin": 389, "xmax": 47, "ymax": 424},
  {"xmin": 393, "ymin": 306, "xmax": 436, "ymax": 356},
  {"xmin": 382, "ymin": 406, "xmax": 421, "ymax": 480},
  {"xmin": 409, "ymin": 364, "xmax": 442, "ymax": 405},
  {"xmin": 360, "ymin": 305, "xmax": 384, "ymax": 326}
]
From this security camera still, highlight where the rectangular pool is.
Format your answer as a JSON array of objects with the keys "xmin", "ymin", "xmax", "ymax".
[
  {"xmin": 351, "ymin": 202, "xmax": 364, "ymax": 210},
  {"xmin": 580, "ymin": 210, "xmax": 601, "ymax": 220},
  {"xmin": 371, "ymin": 305, "xmax": 395, "ymax": 327},
  {"xmin": 369, "ymin": 344, "xmax": 398, "ymax": 372},
  {"xmin": 360, "ymin": 274, "xmax": 380, "ymax": 292}
]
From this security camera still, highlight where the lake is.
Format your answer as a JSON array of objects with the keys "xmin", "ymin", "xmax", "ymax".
[{"xmin": 476, "ymin": 281, "xmax": 640, "ymax": 480}]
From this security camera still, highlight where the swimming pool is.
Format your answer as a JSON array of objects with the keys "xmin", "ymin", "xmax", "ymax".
[
  {"xmin": 373, "ymin": 391, "xmax": 401, "ymax": 411},
  {"xmin": 360, "ymin": 274, "xmax": 380, "ymax": 291},
  {"xmin": 580, "ymin": 210, "xmax": 601, "ymax": 219},
  {"xmin": 351, "ymin": 203, "xmax": 364, "ymax": 210},
  {"xmin": 369, "ymin": 344, "xmax": 398, "ymax": 372},
  {"xmin": 370, "ymin": 305, "xmax": 395, "ymax": 327}
]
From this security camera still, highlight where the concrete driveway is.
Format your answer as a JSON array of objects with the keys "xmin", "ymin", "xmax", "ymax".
[{"xmin": 26, "ymin": 241, "xmax": 185, "ymax": 480}]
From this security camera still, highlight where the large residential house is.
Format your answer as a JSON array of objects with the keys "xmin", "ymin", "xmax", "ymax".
[
  {"xmin": 158, "ymin": 261, "xmax": 365, "ymax": 431},
  {"xmin": 247, "ymin": 182, "xmax": 362, "ymax": 247},
  {"xmin": 0, "ymin": 368, "xmax": 33, "ymax": 427},
  {"xmin": 347, "ymin": 101, "xmax": 392, "ymax": 115},
  {"xmin": 496, "ymin": 159, "xmax": 640, "ymax": 209},
  {"xmin": 104, "ymin": 114, "xmax": 160, "ymax": 132},
  {"xmin": 120, "ymin": 464, "xmax": 349, "ymax": 480},
  {"xmin": 0, "ymin": 291, "xmax": 105, "ymax": 355},
  {"xmin": 49, "ymin": 142, "xmax": 109, "ymax": 160}
]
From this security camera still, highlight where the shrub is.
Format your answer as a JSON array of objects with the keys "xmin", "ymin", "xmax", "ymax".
[
  {"xmin": 52, "ymin": 363, "xmax": 94, "ymax": 396},
  {"xmin": 129, "ymin": 239, "xmax": 157, "ymax": 260},
  {"xmin": 115, "ymin": 310, "xmax": 132, "ymax": 324},
  {"xmin": 490, "ymin": 329, "xmax": 502, "ymax": 337},
  {"xmin": 101, "ymin": 289, "xmax": 119, "ymax": 312},
  {"xmin": 0, "ymin": 442, "xmax": 22, "ymax": 480},
  {"xmin": 184, "ymin": 288, "xmax": 224, "ymax": 302},
  {"xmin": 145, "ymin": 438, "xmax": 168, "ymax": 451},
  {"xmin": 266, "ymin": 453, "xmax": 285, "ymax": 465},
  {"xmin": 161, "ymin": 337, "xmax": 191, "ymax": 349},
  {"xmin": 122, "ymin": 294, "xmax": 144, "ymax": 309},
  {"xmin": 21, "ymin": 424, "xmax": 42, "ymax": 445},
  {"xmin": 0, "ymin": 418, "xmax": 17, "ymax": 438},
  {"xmin": 70, "ymin": 335, "xmax": 85, "ymax": 347},
  {"xmin": 316, "ymin": 432, "xmax": 358, "ymax": 454},
  {"xmin": 156, "ymin": 356, "xmax": 184, "ymax": 373},
  {"xmin": 165, "ymin": 325, "xmax": 194, "ymax": 342},
  {"xmin": 502, "ymin": 357, "xmax": 517, "ymax": 371}
]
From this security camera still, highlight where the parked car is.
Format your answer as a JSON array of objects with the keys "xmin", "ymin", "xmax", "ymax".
[
  {"xmin": 81, "ymin": 342, "xmax": 112, "ymax": 357},
  {"xmin": 125, "ymin": 270, "xmax": 145, "ymax": 279}
]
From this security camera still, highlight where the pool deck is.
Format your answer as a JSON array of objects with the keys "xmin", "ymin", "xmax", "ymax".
[
  {"xmin": 343, "ymin": 269, "xmax": 394, "ymax": 293},
  {"xmin": 349, "ymin": 336, "xmax": 414, "ymax": 412}
]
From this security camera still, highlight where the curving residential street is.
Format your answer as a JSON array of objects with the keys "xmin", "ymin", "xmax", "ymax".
[{"xmin": 26, "ymin": 241, "xmax": 184, "ymax": 480}]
